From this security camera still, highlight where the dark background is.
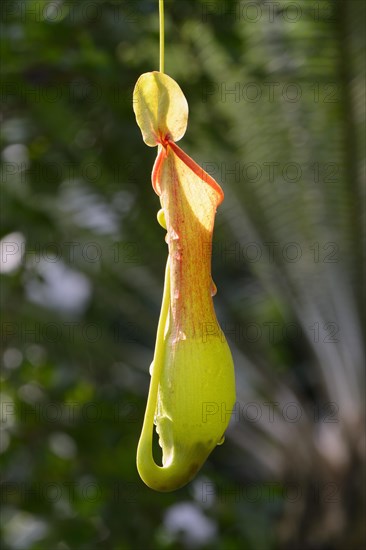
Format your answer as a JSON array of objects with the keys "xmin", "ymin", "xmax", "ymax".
[{"xmin": 1, "ymin": 0, "xmax": 365, "ymax": 548}]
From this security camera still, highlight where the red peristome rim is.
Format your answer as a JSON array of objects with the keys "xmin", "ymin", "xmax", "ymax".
[{"xmin": 151, "ymin": 147, "xmax": 166, "ymax": 195}]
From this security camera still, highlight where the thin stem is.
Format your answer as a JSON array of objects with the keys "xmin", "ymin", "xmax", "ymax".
[{"xmin": 159, "ymin": 0, "xmax": 165, "ymax": 73}]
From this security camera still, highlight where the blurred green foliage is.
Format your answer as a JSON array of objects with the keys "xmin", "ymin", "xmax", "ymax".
[{"xmin": 1, "ymin": 0, "xmax": 365, "ymax": 549}]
